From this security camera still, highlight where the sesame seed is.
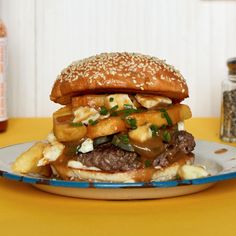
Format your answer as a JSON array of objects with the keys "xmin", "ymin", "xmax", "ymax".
[{"xmin": 57, "ymin": 52, "xmax": 186, "ymax": 93}]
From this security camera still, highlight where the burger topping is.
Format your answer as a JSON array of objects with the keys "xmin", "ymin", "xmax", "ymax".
[
  {"xmin": 135, "ymin": 94, "xmax": 172, "ymax": 109},
  {"xmin": 93, "ymin": 135, "xmax": 113, "ymax": 147},
  {"xmin": 72, "ymin": 95, "xmax": 106, "ymax": 109},
  {"xmin": 110, "ymin": 105, "xmax": 119, "ymax": 116},
  {"xmin": 177, "ymin": 121, "xmax": 184, "ymax": 131},
  {"xmin": 77, "ymin": 138, "xmax": 94, "ymax": 154},
  {"xmin": 128, "ymin": 124, "xmax": 153, "ymax": 143},
  {"xmin": 105, "ymin": 94, "xmax": 136, "ymax": 111},
  {"xmin": 144, "ymin": 160, "xmax": 152, "ymax": 168},
  {"xmin": 70, "ymin": 121, "xmax": 83, "ymax": 127},
  {"xmin": 68, "ymin": 160, "xmax": 101, "ymax": 171},
  {"xmin": 88, "ymin": 119, "xmax": 98, "ymax": 126},
  {"xmin": 76, "ymin": 143, "xmax": 141, "ymax": 172},
  {"xmin": 99, "ymin": 106, "xmax": 109, "ymax": 116},
  {"xmin": 162, "ymin": 130, "xmax": 171, "ymax": 143},
  {"xmin": 173, "ymin": 130, "xmax": 195, "ymax": 154},
  {"xmin": 160, "ymin": 108, "xmax": 173, "ymax": 126},
  {"xmin": 49, "ymin": 123, "xmax": 194, "ymax": 173},
  {"xmin": 47, "ymin": 132, "xmax": 58, "ymax": 145},
  {"xmin": 125, "ymin": 118, "xmax": 137, "ymax": 130},
  {"xmin": 153, "ymin": 131, "xmax": 195, "ymax": 168},
  {"xmin": 150, "ymin": 124, "xmax": 159, "ymax": 137},
  {"xmin": 111, "ymin": 105, "xmax": 144, "ymax": 118},
  {"xmin": 178, "ymin": 164, "xmax": 209, "ymax": 180},
  {"xmin": 73, "ymin": 106, "xmax": 100, "ymax": 125},
  {"xmin": 111, "ymin": 134, "xmax": 135, "ymax": 152},
  {"xmin": 38, "ymin": 142, "xmax": 65, "ymax": 166},
  {"xmin": 54, "ymin": 122, "xmax": 87, "ymax": 142},
  {"xmin": 53, "ymin": 97, "xmax": 191, "ymax": 142},
  {"xmin": 127, "ymin": 104, "xmax": 191, "ymax": 127},
  {"xmin": 87, "ymin": 116, "xmax": 127, "ymax": 139},
  {"xmin": 72, "ymin": 130, "xmax": 195, "ymax": 172},
  {"xmin": 71, "ymin": 94, "xmax": 170, "ymax": 112}
]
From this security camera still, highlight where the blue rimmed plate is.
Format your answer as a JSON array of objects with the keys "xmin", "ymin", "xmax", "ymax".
[{"xmin": 0, "ymin": 140, "xmax": 236, "ymax": 199}]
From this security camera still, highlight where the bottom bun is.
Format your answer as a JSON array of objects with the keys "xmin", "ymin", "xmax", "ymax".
[{"xmin": 51, "ymin": 154, "xmax": 194, "ymax": 183}]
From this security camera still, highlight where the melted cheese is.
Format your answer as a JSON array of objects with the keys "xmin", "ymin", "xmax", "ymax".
[{"xmin": 68, "ymin": 160, "xmax": 101, "ymax": 171}]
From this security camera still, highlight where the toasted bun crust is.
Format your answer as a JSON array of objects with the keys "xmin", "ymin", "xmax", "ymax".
[
  {"xmin": 50, "ymin": 52, "xmax": 188, "ymax": 105},
  {"xmin": 51, "ymin": 154, "xmax": 194, "ymax": 183}
]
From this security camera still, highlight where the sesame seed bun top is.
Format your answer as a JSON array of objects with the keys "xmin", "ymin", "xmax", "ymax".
[{"xmin": 50, "ymin": 52, "xmax": 189, "ymax": 105}]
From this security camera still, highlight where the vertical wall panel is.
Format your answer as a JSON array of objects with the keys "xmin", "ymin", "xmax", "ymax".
[
  {"xmin": 0, "ymin": 0, "xmax": 36, "ymax": 117},
  {"xmin": 195, "ymin": 1, "xmax": 212, "ymax": 117},
  {"xmin": 1, "ymin": 0, "xmax": 236, "ymax": 117},
  {"xmin": 225, "ymin": 1, "xmax": 236, "ymax": 59},
  {"xmin": 209, "ymin": 2, "xmax": 227, "ymax": 117}
]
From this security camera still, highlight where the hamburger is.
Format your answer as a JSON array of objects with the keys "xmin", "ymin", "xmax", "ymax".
[{"xmin": 13, "ymin": 52, "xmax": 208, "ymax": 182}]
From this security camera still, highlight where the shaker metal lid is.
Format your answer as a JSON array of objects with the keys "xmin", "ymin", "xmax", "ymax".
[{"xmin": 227, "ymin": 57, "xmax": 236, "ymax": 75}]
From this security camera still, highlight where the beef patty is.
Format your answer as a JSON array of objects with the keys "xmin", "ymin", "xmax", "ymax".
[
  {"xmin": 153, "ymin": 131, "xmax": 196, "ymax": 167},
  {"xmin": 77, "ymin": 143, "xmax": 141, "ymax": 171},
  {"xmin": 76, "ymin": 131, "xmax": 195, "ymax": 171}
]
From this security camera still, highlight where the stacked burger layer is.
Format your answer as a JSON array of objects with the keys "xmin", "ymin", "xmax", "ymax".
[{"xmin": 13, "ymin": 53, "xmax": 208, "ymax": 182}]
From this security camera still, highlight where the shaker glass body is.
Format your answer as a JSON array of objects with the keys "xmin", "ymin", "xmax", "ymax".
[{"xmin": 220, "ymin": 75, "xmax": 236, "ymax": 142}]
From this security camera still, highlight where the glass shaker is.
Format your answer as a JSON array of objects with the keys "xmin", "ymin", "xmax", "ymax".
[{"xmin": 220, "ymin": 58, "xmax": 236, "ymax": 142}]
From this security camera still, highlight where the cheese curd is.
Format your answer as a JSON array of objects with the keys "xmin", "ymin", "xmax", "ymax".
[
  {"xmin": 77, "ymin": 138, "xmax": 94, "ymax": 153},
  {"xmin": 73, "ymin": 106, "xmax": 100, "ymax": 124},
  {"xmin": 135, "ymin": 94, "xmax": 172, "ymax": 109},
  {"xmin": 105, "ymin": 94, "xmax": 136, "ymax": 110},
  {"xmin": 81, "ymin": 113, "xmax": 100, "ymax": 125},
  {"xmin": 47, "ymin": 132, "xmax": 58, "ymax": 145},
  {"xmin": 178, "ymin": 164, "xmax": 209, "ymax": 180},
  {"xmin": 177, "ymin": 121, "xmax": 185, "ymax": 131},
  {"xmin": 38, "ymin": 142, "xmax": 65, "ymax": 166}
]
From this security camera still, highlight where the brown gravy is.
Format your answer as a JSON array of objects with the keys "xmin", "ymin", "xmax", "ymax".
[
  {"xmin": 214, "ymin": 148, "xmax": 228, "ymax": 154},
  {"xmin": 54, "ymin": 141, "xmax": 81, "ymax": 166},
  {"xmin": 52, "ymin": 126, "xmax": 189, "ymax": 182},
  {"xmin": 133, "ymin": 168, "xmax": 156, "ymax": 182},
  {"xmin": 130, "ymin": 136, "xmax": 165, "ymax": 159}
]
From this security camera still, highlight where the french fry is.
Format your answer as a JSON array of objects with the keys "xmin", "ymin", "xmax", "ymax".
[
  {"xmin": 87, "ymin": 117, "xmax": 127, "ymax": 139},
  {"xmin": 53, "ymin": 105, "xmax": 72, "ymax": 118},
  {"xmin": 72, "ymin": 95, "xmax": 106, "ymax": 109},
  {"xmin": 53, "ymin": 105, "xmax": 87, "ymax": 142},
  {"xmin": 53, "ymin": 123, "xmax": 87, "ymax": 142},
  {"xmin": 87, "ymin": 104, "xmax": 191, "ymax": 139},
  {"xmin": 128, "ymin": 124, "xmax": 152, "ymax": 142},
  {"xmin": 12, "ymin": 142, "xmax": 51, "ymax": 176},
  {"xmin": 127, "ymin": 104, "xmax": 191, "ymax": 127}
]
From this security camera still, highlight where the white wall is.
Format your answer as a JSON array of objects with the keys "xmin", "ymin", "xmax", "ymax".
[{"xmin": 0, "ymin": 0, "xmax": 236, "ymax": 117}]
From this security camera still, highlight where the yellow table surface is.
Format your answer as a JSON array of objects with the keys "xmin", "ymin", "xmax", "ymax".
[{"xmin": 0, "ymin": 118, "xmax": 236, "ymax": 236}]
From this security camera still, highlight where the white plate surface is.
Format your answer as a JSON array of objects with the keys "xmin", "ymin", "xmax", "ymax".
[{"xmin": 0, "ymin": 140, "xmax": 236, "ymax": 199}]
